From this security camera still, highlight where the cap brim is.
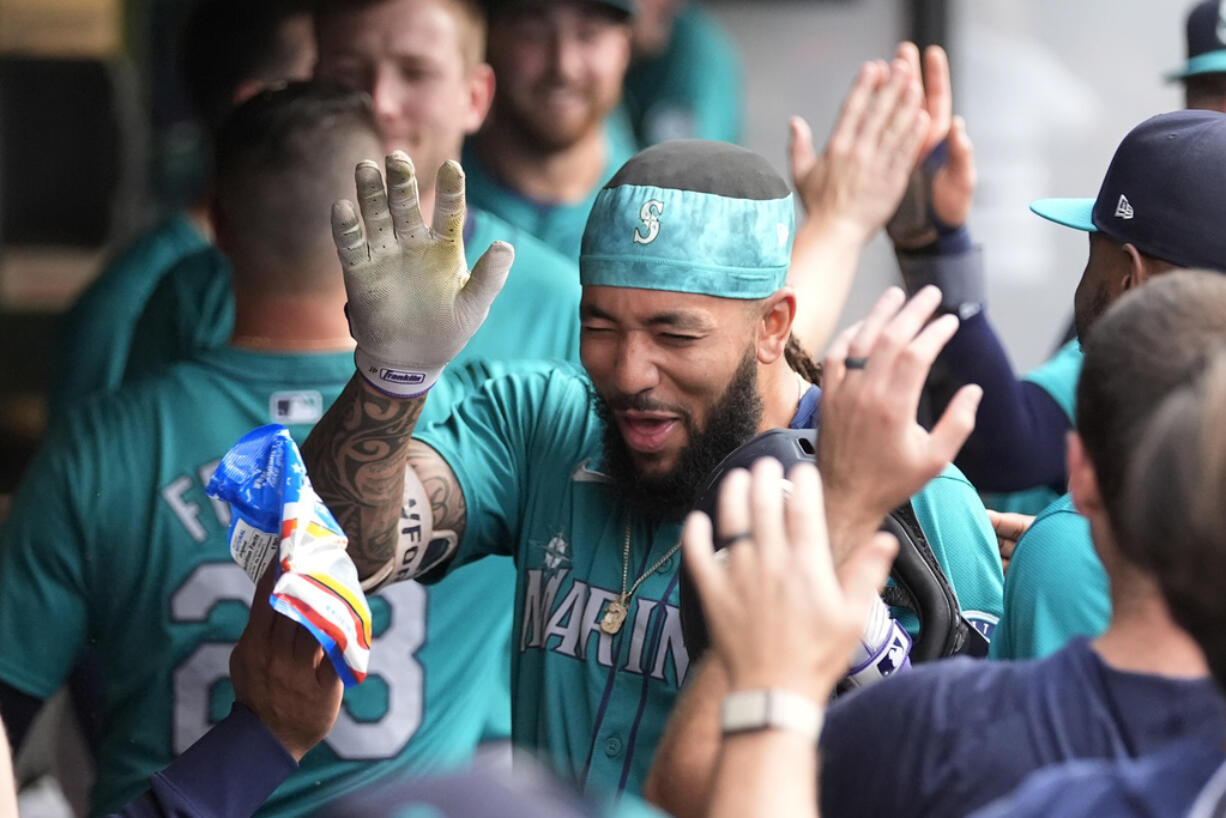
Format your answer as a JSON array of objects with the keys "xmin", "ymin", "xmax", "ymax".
[
  {"xmin": 1029, "ymin": 198, "xmax": 1098, "ymax": 232},
  {"xmin": 1165, "ymin": 50, "xmax": 1226, "ymax": 81}
]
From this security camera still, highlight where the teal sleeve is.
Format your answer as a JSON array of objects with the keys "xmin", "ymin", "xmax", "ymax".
[
  {"xmin": 414, "ymin": 373, "xmax": 547, "ymax": 568},
  {"xmin": 909, "ymin": 465, "xmax": 1005, "ymax": 636},
  {"xmin": 415, "ymin": 369, "xmax": 594, "ymax": 572},
  {"xmin": 989, "ymin": 497, "xmax": 1110, "ymax": 660},
  {"xmin": 0, "ymin": 425, "xmax": 93, "ymax": 698},
  {"xmin": 1020, "ymin": 340, "xmax": 1083, "ymax": 422},
  {"xmin": 51, "ymin": 214, "xmax": 207, "ymax": 417},
  {"xmin": 123, "ymin": 248, "xmax": 233, "ymax": 385}
]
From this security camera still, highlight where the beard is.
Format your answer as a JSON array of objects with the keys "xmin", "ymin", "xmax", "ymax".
[
  {"xmin": 594, "ymin": 350, "xmax": 764, "ymax": 523},
  {"xmin": 1075, "ymin": 276, "xmax": 1112, "ymax": 343},
  {"xmin": 497, "ymin": 80, "xmax": 615, "ymax": 154}
]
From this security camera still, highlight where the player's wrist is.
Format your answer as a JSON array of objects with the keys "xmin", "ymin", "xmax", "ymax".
[{"xmin": 354, "ymin": 347, "xmax": 445, "ymax": 398}]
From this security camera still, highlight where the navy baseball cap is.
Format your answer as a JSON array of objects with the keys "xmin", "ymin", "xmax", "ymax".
[
  {"xmin": 1167, "ymin": 0, "xmax": 1226, "ymax": 80},
  {"xmin": 1029, "ymin": 110, "xmax": 1226, "ymax": 271}
]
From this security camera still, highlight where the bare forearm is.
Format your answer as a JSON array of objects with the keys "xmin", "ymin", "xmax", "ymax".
[
  {"xmin": 302, "ymin": 374, "xmax": 427, "ymax": 579},
  {"xmin": 787, "ymin": 218, "xmax": 866, "ymax": 355},
  {"xmin": 709, "ymin": 731, "xmax": 819, "ymax": 818},
  {"xmin": 644, "ymin": 658, "xmax": 728, "ymax": 818}
]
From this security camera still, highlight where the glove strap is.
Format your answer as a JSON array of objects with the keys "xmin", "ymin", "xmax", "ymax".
[
  {"xmin": 354, "ymin": 348, "xmax": 444, "ymax": 399},
  {"xmin": 845, "ymin": 597, "xmax": 913, "ymax": 689}
]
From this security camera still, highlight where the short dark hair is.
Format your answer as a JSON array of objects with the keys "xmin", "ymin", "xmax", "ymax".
[
  {"xmin": 314, "ymin": 0, "xmax": 488, "ymax": 66},
  {"xmin": 1076, "ymin": 269, "xmax": 1226, "ymax": 556},
  {"xmin": 213, "ymin": 81, "xmax": 379, "ymax": 290},
  {"xmin": 1124, "ymin": 346, "xmax": 1226, "ymax": 686},
  {"xmin": 181, "ymin": 0, "xmax": 314, "ymax": 132}
]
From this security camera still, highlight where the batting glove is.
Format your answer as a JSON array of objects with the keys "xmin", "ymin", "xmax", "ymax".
[{"xmin": 332, "ymin": 152, "xmax": 514, "ymax": 397}]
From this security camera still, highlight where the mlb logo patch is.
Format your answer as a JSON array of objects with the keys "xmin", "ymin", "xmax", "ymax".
[{"xmin": 270, "ymin": 391, "xmax": 324, "ymax": 424}]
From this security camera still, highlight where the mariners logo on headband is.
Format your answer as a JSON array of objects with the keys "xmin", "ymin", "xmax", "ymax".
[
  {"xmin": 633, "ymin": 199, "xmax": 664, "ymax": 245},
  {"xmin": 581, "ymin": 140, "xmax": 795, "ymax": 300}
]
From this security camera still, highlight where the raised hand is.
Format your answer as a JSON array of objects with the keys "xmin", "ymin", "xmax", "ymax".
[
  {"xmin": 818, "ymin": 286, "xmax": 982, "ymax": 560},
  {"xmin": 230, "ymin": 562, "xmax": 344, "ymax": 762},
  {"xmin": 886, "ymin": 43, "xmax": 977, "ymax": 249},
  {"xmin": 790, "ymin": 58, "xmax": 930, "ymax": 248},
  {"xmin": 331, "ymin": 152, "xmax": 514, "ymax": 397},
  {"xmin": 682, "ymin": 459, "xmax": 898, "ymax": 705}
]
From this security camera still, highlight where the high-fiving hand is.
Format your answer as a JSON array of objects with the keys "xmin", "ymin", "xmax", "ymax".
[
  {"xmin": 818, "ymin": 286, "xmax": 982, "ymax": 562},
  {"xmin": 790, "ymin": 57, "xmax": 930, "ymax": 248},
  {"xmin": 886, "ymin": 43, "xmax": 977, "ymax": 249},
  {"xmin": 682, "ymin": 459, "xmax": 898, "ymax": 706},
  {"xmin": 331, "ymin": 152, "xmax": 514, "ymax": 397}
]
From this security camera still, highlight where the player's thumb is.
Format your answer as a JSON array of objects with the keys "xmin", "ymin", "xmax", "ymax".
[
  {"xmin": 788, "ymin": 116, "xmax": 816, "ymax": 178},
  {"xmin": 839, "ymin": 532, "xmax": 898, "ymax": 621},
  {"xmin": 459, "ymin": 240, "xmax": 514, "ymax": 316},
  {"xmin": 947, "ymin": 116, "xmax": 976, "ymax": 180},
  {"xmin": 930, "ymin": 383, "xmax": 982, "ymax": 465}
]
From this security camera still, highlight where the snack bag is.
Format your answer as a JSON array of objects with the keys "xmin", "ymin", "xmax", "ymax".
[{"xmin": 207, "ymin": 424, "xmax": 372, "ymax": 687}]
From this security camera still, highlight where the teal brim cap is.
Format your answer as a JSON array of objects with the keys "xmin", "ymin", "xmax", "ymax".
[
  {"xmin": 1166, "ymin": 49, "xmax": 1226, "ymax": 80},
  {"xmin": 581, "ymin": 141, "xmax": 795, "ymax": 299},
  {"xmin": 1029, "ymin": 197, "xmax": 1098, "ymax": 232}
]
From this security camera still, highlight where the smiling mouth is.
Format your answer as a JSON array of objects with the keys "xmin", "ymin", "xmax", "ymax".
[{"xmin": 616, "ymin": 412, "xmax": 681, "ymax": 454}]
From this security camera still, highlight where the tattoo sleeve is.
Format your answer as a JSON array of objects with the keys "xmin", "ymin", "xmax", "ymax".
[{"xmin": 302, "ymin": 374, "xmax": 465, "ymax": 580}]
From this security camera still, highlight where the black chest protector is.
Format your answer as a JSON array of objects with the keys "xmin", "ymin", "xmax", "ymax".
[{"xmin": 678, "ymin": 428, "xmax": 990, "ymax": 665}]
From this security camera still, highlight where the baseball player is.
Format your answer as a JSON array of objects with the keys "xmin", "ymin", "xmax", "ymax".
[
  {"xmin": 461, "ymin": 0, "xmax": 640, "ymax": 258},
  {"xmin": 302, "ymin": 127, "xmax": 1003, "ymax": 796},
  {"xmin": 50, "ymin": 0, "xmax": 314, "ymax": 420},
  {"xmin": 1170, "ymin": 0, "xmax": 1226, "ymax": 111},
  {"xmin": 906, "ymin": 3, "xmax": 1226, "ymax": 517},
  {"xmin": 0, "ymin": 84, "xmax": 545, "ymax": 817},
  {"xmin": 985, "ymin": 111, "xmax": 1226, "ymax": 660},
  {"xmin": 122, "ymin": 0, "xmax": 582, "ymax": 384}
]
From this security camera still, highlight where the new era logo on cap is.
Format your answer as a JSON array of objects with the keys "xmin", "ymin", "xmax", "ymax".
[{"xmin": 1030, "ymin": 110, "xmax": 1226, "ymax": 273}]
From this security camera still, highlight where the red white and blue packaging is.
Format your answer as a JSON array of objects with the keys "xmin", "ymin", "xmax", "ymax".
[{"xmin": 207, "ymin": 424, "xmax": 372, "ymax": 687}]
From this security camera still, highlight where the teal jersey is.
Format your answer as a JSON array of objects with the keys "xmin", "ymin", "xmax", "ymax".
[
  {"xmin": 907, "ymin": 465, "xmax": 1005, "ymax": 641},
  {"xmin": 982, "ymin": 340, "xmax": 1085, "ymax": 516},
  {"xmin": 123, "ymin": 208, "xmax": 582, "ymax": 384},
  {"xmin": 415, "ymin": 368, "xmax": 1003, "ymax": 796},
  {"xmin": 461, "ymin": 118, "xmax": 640, "ymax": 260},
  {"xmin": 1024, "ymin": 339, "xmax": 1083, "ymax": 421},
  {"xmin": 51, "ymin": 212, "xmax": 208, "ymax": 418},
  {"xmin": 621, "ymin": 5, "xmax": 743, "ymax": 145},
  {"xmin": 990, "ymin": 493, "xmax": 1111, "ymax": 661},
  {"xmin": 0, "ymin": 350, "xmax": 519, "ymax": 817}
]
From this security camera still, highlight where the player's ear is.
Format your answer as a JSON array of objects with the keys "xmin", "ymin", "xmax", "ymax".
[
  {"xmin": 1121, "ymin": 243, "xmax": 1149, "ymax": 291},
  {"xmin": 1067, "ymin": 432, "xmax": 1103, "ymax": 518},
  {"xmin": 464, "ymin": 63, "xmax": 495, "ymax": 135},
  {"xmin": 756, "ymin": 289, "xmax": 796, "ymax": 364}
]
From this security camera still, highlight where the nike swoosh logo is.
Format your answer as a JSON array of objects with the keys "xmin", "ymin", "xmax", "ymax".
[{"xmin": 571, "ymin": 459, "xmax": 612, "ymax": 483}]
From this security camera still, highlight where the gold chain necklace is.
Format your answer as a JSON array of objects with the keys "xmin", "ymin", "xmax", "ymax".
[{"xmin": 600, "ymin": 519, "xmax": 683, "ymax": 635}]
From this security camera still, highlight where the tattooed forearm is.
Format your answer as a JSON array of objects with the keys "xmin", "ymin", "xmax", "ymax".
[
  {"xmin": 409, "ymin": 443, "xmax": 467, "ymax": 537},
  {"xmin": 303, "ymin": 374, "xmax": 426, "ymax": 579}
]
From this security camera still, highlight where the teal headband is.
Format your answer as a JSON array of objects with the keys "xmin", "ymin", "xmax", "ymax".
[{"xmin": 579, "ymin": 183, "xmax": 795, "ymax": 299}]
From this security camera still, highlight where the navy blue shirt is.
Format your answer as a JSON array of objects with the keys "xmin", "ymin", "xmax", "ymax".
[
  {"xmin": 819, "ymin": 638, "xmax": 1223, "ymax": 818},
  {"xmin": 969, "ymin": 735, "xmax": 1225, "ymax": 818}
]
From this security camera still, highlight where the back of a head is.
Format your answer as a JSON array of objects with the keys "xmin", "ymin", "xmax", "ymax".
[
  {"xmin": 1124, "ymin": 347, "xmax": 1226, "ymax": 686},
  {"xmin": 213, "ymin": 81, "xmax": 381, "ymax": 293},
  {"xmin": 181, "ymin": 0, "xmax": 316, "ymax": 133},
  {"xmin": 580, "ymin": 140, "xmax": 794, "ymax": 300},
  {"xmin": 1076, "ymin": 269, "xmax": 1226, "ymax": 555}
]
